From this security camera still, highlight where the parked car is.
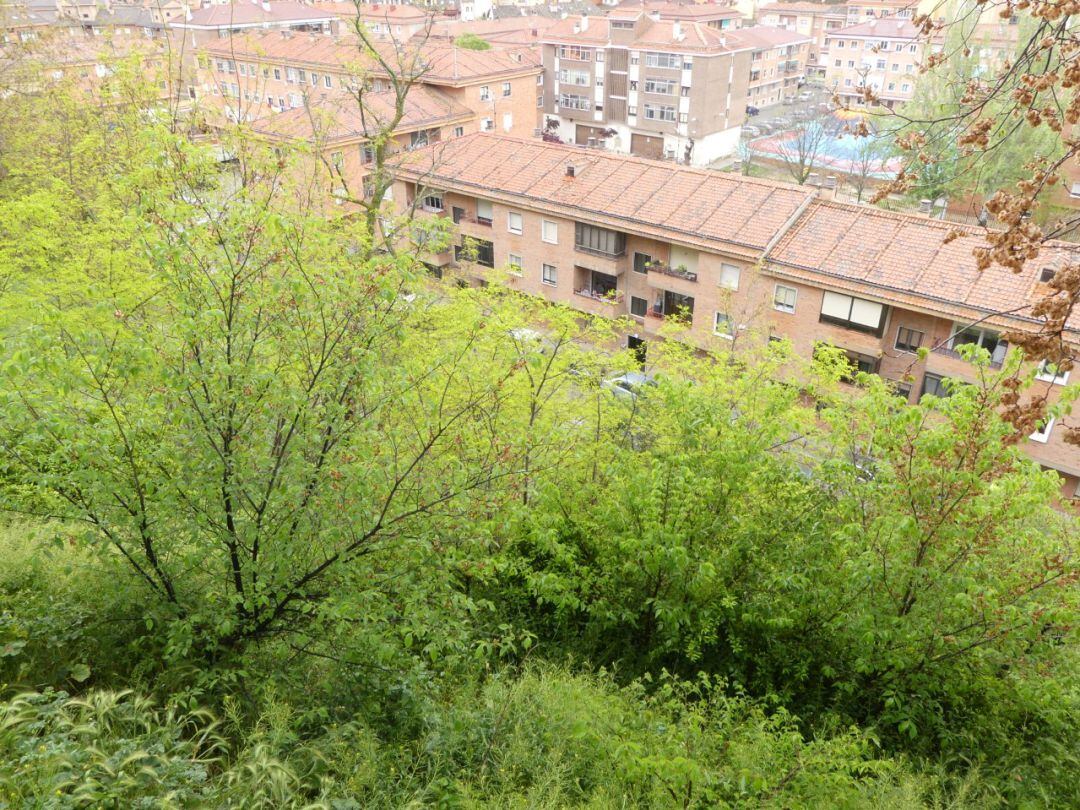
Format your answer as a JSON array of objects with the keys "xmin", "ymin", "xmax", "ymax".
[
  {"xmin": 603, "ymin": 371, "xmax": 657, "ymax": 401},
  {"xmin": 798, "ymin": 91, "xmax": 813, "ymax": 101},
  {"xmin": 745, "ymin": 105, "xmax": 760, "ymax": 116},
  {"xmin": 741, "ymin": 125, "xmax": 760, "ymax": 138}
]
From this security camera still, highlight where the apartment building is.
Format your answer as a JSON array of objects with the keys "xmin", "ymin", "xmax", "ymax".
[
  {"xmin": 540, "ymin": 11, "xmax": 752, "ymax": 165},
  {"xmin": 171, "ymin": 1, "xmax": 337, "ymax": 47},
  {"xmin": 391, "ymin": 133, "xmax": 1080, "ymax": 496},
  {"xmin": 726, "ymin": 25, "xmax": 810, "ymax": 108},
  {"xmin": 197, "ymin": 30, "xmax": 542, "ymax": 137},
  {"xmin": 757, "ymin": 1, "xmax": 846, "ymax": 76},
  {"xmin": 824, "ymin": 16, "xmax": 920, "ymax": 108},
  {"xmin": 619, "ymin": 1, "xmax": 744, "ymax": 30},
  {"xmin": 845, "ymin": 0, "xmax": 912, "ymax": 24}
]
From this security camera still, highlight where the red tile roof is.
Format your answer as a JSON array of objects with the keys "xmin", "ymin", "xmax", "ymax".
[
  {"xmin": 542, "ymin": 14, "xmax": 736, "ymax": 54},
  {"xmin": 178, "ymin": 1, "xmax": 336, "ymax": 28},
  {"xmin": 394, "ymin": 134, "xmax": 1080, "ymax": 336},
  {"xmin": 242, "ymin": 86, "xmax": 472, "ymax": 142},
  {"xmin": 760, "ymin": 2, "xmax": 847, "ymax": 15},
  {"xmin": 200, "ymin": 30, "xmax": 541, "ymax": 84},
  {"xmin": 614, "ymin": 1, "xmax": 742, "ymax": 21},
  {"xmin": 726, "ymin": 25, "xmax": 813, "ymax": 50},
  {"xmin": 833, "ymin": 17, "xmax": 920, "ymax": 39},
  {"xmin": 393, "ymin": 133, "xmax": 817, "ymax": 254},
  {"xmin": 768, "ymin": 200, "xmax": 1080, "ymax": 333}
]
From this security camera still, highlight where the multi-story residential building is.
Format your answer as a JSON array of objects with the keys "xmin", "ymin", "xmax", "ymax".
[
  {"xmin": 824, "ymin": 16, "xmax": 920, "ymax": 108},
  {"xmin": 845, "ymin": 0, "xmax": 912, "ymax": 24},
  {"xmin": 726, "ymin": 25, "xmax": 810, "ymax": 107},
  {"xmin": 171, "ymin": 1, "xmax": 338, "ymax": 48},
  {"xmin": 426, "ymin": 16, "xmax": 562, "ymax": 48},
  {"xmin": 540, "ymin": 11, "xmax": 752, "ymax": 165},
  {"xmin": 197, "ymin": 30, "xmax": 542, "ymax": 136},
  {"xmin": 618, "ymin": 0, "xmax": 744, "ymax": 31},
  {"xmin": 757, "ymin": 1, "xmax": 846, "ymax": 76},
  {"xmin": 391, "ymin": 133, "xmax": 1080, "ymax": 497}
]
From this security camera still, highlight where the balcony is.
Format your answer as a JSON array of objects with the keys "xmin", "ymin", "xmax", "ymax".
[
  {"xmin": 574, "ymin": 287, "xmax": 624, "ymax": 304},
  {"xmin": 645, "ymin": 261, "xmax": 697, "ymax": 283},
  {"xmin": 931, "ymin": 342, "xmax": 1006, "ymax": 370}
]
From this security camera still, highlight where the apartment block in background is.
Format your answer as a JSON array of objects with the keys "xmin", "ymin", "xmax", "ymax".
[
  {"xmin": 844, "ymin": 0, "xmax": 912, "ymax": 24},
  {"xmin": 757, "ymin": 1, "xmax": 846, "ymax": 76},
  {"xmin": 824, "ymin": 16, "xmax": 920, "ymax": 108},
  {"xmin": 540, "ymin": 10, "xmax": 752, "ymax": 166},
  {"xmin": 197, "ymin": 31, "xmax": 542, "ymax": 137},
  {"xmin": 726, "ymin": 25, "xmax": 810, "ymax": 107},
  {"xmin": 392, "ymin": 133, "xmax": 1080, "ymax": 498}
]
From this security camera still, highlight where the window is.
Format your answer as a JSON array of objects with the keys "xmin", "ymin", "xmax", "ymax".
[
  {"xmin": 456, "ymin": 238, "xmax": 494, "ymax": 268},
  {"xmin": 575, "ymin": 223, "xmax": 626, "ymax": 256},
  {"xmin": 558, "ymin": 93, "xmax": 591, "ymax": 111},
  {"xmin": 508, "ymin": 212, "xmax": 523, "ymax": 234},
  {"xmin": 542, "ymin": 264, "xmax": 558, "ymax": 286},
  {"xmin": 1039, "ymin": 267, "xmax": 1057, "ymax": 283},
  {"xmin": 596, "ymin": 51, "xmax": 604, "ymax": 62},
  {"xmin": 508, "ymin": 253, "xmax": 523, "ymax": 275},
  {"xmin": 541, "ymin": 220, "xmax": 558, "ymax": 244},
  {"xmin": 773, "ymin": 284, "xmax": 797, "ymax": 313},
  {"xmin": 330, "ymin": 151, "xmax": 344, "ymax": 172},
  {"xmin": 679, "ymin": 113, "xmax": 688, "ymax": 124},
  {"xmin": 920, "ymin": 372, "xmax": 949, "ymax": 400},
  {"xmin": 311, "ymin": 72, "xmax": 319, "ymax": 86},
  {"xmin": 1036, "ymin": 360, "xmax": 1070, "ymax": 385},
  {"xmin": 630, "ymin": 296, "xmax": 648, "ymax": 317},
  {"xmin": 714, "ymin": 312, "xmax": 735, "ymax": 339},
  {"xmin": 502, "ymin": 81, "xmax": 511, "ymax": 97},
  {"xmin": 948, "ymin": 324, "xmax": 1007, "ymax": 365},
  {"xmin": 894, "ymin": 326, "xmax": 924, "ymax": 353},
  {"xmin": 558, "ymin": 68, "xmax": 590, "ymax": 86},
  {"xmin": 453, "ymin": 126, "xmax": 464, "ymax": 137},
  {"xmin": 633, "ymin": 252, "xmax": 652, "ymax": 274},
  {"xmin": 1030, "ymin": 416, "xmax": 1055, "ymax": 443},
  {"xmin": 819, "ymin": 291, "xmax": 887, "ymax": 336},
  {"xmin": 643, "ymin": 78, "xmax": 675, "ymax": 94},
  {"xmin": 481, "ymin": 118, "xmax": 494, "ymax": 131},
  {"xmin": 643, "ymin": 104, "xmax": 676, "ymax": 122},
  {"xmin": 410, "ymin": 129, "xmax": 431, "ymax": 149},
  {"xmin": 628, "ymin": 105, "xmax": 638, "ymax": 115},
  {"xmin": 274, "ymin": 68, "xmax": 282, "ymax": 80},
  {"xmin": 324, "ymin": 75, "xmax": 332, "ymax": 88},
  {"xmin": 360, "ymin": 145, "xmax": 375, "ymax": 164},
  {"xmin": 1070, "ymin": 182, "xmax": 1080, "ymax": 199},
  {"xmin": 503, "ymin": 112, "xmax": 513, "ymax": 131},
  {"xmin": 645, "ymin": 52, "xmax": 681, "ymax": 69},
  {"xmin": 875, "ymin": 59, "xmax": 886, "ymax": 69},
  {"xmin": 421, "ymin": 191, "xmax": 443, "ymax": 212},
  {"xmin": 476, "ymin": 199, "xmax": 493, "ymax": 225},
  {"xmin": 719, "ymin": 264, "xmax": 740, "ymax": 290},
  {"xmin": 611, "ymin": 19, "xmax": 634, "ymax": 30},
  {"xmin": 286, "ymin": 67, "xmax": 298, "ymax": 83},
  {"xmin": 479, "ymin": 85, "xmax": 491, "ymax": 101},
  {"xmin": 537, "ymin": 94, "xmax": 544, "ymax": 108},
  {"xmin": 558, "ymin": 45, "xmax": 593, "ymax": 61}
]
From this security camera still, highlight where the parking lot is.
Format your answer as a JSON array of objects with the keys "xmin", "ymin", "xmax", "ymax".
[{"xmin": 739, "ymin": 81, "xmax": 834, "ymax": 141}]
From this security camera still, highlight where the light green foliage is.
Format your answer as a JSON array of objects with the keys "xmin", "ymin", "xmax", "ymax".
[
  {"xmin": 0, "ymin": 60, "xmax": 1076, "ymax": 810},
  {"xmin": 453, "ymin": 33, "xmax": 491, "ymax": 51}
]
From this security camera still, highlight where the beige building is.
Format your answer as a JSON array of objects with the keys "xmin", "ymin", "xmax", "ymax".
[
  {"xmin": 824, "ymin": 16, "xmax": 920, "ymax": 108},
  {"xmin": 757, "ymin": 1, "xmax": 846, "ymax": 76},
  {"xmin": 391, "ymin": 133, "xmax": 1080, "ymax": 498},
  {"xmin": 540, "ymin": 10, "xmax": 753, "ymax": 166},
  {"xmin": 726, "ymin": 25, "xmax": 810, "ymax": 108}
]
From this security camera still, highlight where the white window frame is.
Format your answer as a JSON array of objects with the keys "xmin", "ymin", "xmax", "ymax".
[
  {"xmin": 719, "ymin": 263, "xmax": 741, "ymax": 291},
  {"xmin": 1035, "ymin": 360, "xmax": 1070, "ymax": 385},
  {"xmin": 541, "ymin": 219, "xmax": 558, "ymax": 244},
  {"xmin": 542, "ymin": 264, "xmax": 557, "ymax": 286},
  {"xmin": 773, "ymin": 284, "xmax": 797, "ymax": 313},
  {"xmin": 1030, "ymin": 417, "xmax": 1055, "ymax": 443},
  {"xmin": 713, "ymin": 311, "xmax": 736, "ymax": 339},
  {"xmin": 507, "ymin": 211, "xmax": 523, "ymax": 234},
  {"xmin": 508, "ymin": 253, "xmax": 523, "ymax": 275}
]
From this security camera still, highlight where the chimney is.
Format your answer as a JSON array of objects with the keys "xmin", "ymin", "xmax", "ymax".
[
  {"xmin": 566, "ymin": 163, "xmax": 576, "ymax": 178},
  {"xmin": 672, "ymin": 20, "xmax": 681, "ymax": 39},
  {"xmin": 261, "ymin": 0, "xmax": 270, "ymax": 10},
  {"xmin": 580, "ymin": 14, "xmax": 588, "ymax": 31},
  {"xmin": 868, "ymin": 18, "xmax": 876, "ymax": 28}
]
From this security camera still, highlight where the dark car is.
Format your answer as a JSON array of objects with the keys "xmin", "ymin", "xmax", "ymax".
[{"xmin": 745, "ymin": 105, "xmax": 760, "ymax": 117}]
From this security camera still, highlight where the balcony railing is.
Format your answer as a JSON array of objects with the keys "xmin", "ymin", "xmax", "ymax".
[
  {"xmin": 574, "ymin": 287, "xmax": 623, "ymax": 304},
  {"xmin": 647, "ymin": 262, "xmax": 698, "ymax": 283},
  {"xmin": 457, "ymin": 215, "xmax": 492, "ymax": 226},
  {"xmin": 574, "ymin": 243, "xmax": 626, "ymax": 259},
  {"xmin": 931, "ymin": 343, "xmax": 1006, "ymax": 369}
]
